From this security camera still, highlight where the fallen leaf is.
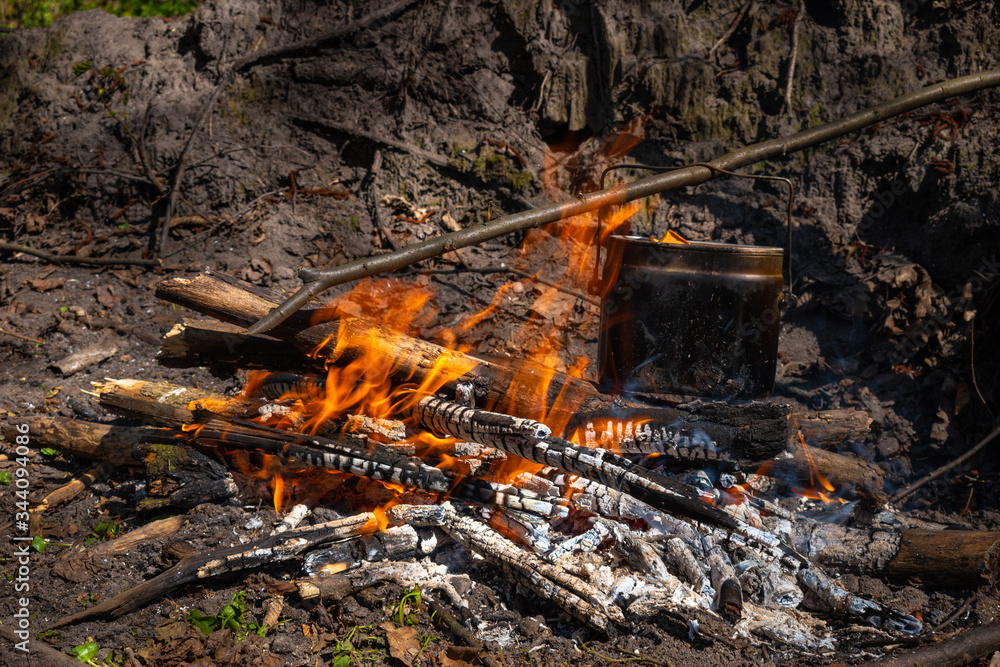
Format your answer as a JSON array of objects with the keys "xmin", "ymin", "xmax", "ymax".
[
  {"xmin": 96, "ymin": 283, "xmax": 118, "ymax": 308},
  {"xmin": 156, "ymin": 619, "xmax": 194, "ymax": 640},
  {"xmin": 381, "ymin": 621, "xmax": 421, "ymax": 666},
  {"xmin": 28, "ymin": 277, "xmax": 65, "ymax": 292},
  {"xmin": 439, "ymin": 645, "xmax": 485, "ymax": 667}
]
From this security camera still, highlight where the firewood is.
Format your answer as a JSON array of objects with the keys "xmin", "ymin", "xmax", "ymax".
[
  {"xmin": 883, "ymin": 529, "xmax": 1000, "ymax": 588},
  {"xmin": 5, "ymin": 416, "xmax": 239, "ymax": 510},
  {"xmin": 2, "ymin": 416, "xmax": 150, "ymax": 465},
  {"xmin": 160, "ymin": 318, "xmax": 308, "ymax": 370},
  {"xmin": 390, "ymin": 502, "xmax": 624, "ymax": 634},
  {"xmin": 791, "ymin": 520, "xmax": 1000, "ymax": 588},
  {"xmin": 28, "ymin": 461, "xmax": 114, "ymax": 533},
  {"xmin": 92, "ymin": 515, "xmax": 186, "ymax": 557},
  {"xmin": 756, "ymin": 445, "xmax": 887, "ymax": 508},
  {"xmin": 408, "ymin": 395, "xmax": 809, "ymax": 568}
]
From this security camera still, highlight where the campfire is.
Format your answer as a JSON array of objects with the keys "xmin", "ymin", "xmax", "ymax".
[
  {"xmin": 14, "ymin": 161, "xmax": 1000, "ymax": 662},
  {"xmin": 3, "ymin": 4, "xmax": 1000, "ymax": 660}
]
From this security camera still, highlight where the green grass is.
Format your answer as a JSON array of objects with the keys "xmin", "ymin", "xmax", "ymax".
[{"xmin": 2, "ymin": 0, "xmax": 198, "ymax": 30}]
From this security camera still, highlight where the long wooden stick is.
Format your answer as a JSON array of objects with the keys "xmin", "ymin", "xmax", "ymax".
[{"xmin": 247, "ymin": 69, "xmax": 1000, "ymax": 333}]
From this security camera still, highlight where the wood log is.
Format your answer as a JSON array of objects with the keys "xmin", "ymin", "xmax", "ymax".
[
  {"xmin": 159, "ymin": 318, "xmax": 309, "ymax": 370},
  {"xmin": 883, "ymin": 529, "xmax": 1000, "ymax": 588},
  {"xmin": 785, "ymin": 519, "xmax": 1000, "ymax": 588},
  {"xmin": 755, "ymin": 446, "xmax": 887, "ymax": 508},
  {"xmin": 4, "ymin": 416, "xmax": 239, "ymax": 510}
]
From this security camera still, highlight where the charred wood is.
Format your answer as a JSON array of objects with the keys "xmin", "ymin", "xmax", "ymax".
[
  {"xmin": 159, "ymin": 318, "xmax": 308, "ymax": 370},
  {"xmin": 48, "ymin": 512, "xmax": 381, "ymax": 629},
  {"xmin": 409, "ymin": 395, "xmax": 808, "ymax": 568},
  {"xmin": 389, "ymin": 503, "xmax": 624, "ymax": 634}
]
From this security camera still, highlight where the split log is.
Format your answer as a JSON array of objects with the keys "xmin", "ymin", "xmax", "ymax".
[{"xmin": 159, "ymin": 318, "xmax": 308, "ymax": 370}]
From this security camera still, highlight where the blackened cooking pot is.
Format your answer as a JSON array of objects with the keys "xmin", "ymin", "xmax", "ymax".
[{"xmin": 597, "ymin": 236, "xmax": 784, "ymax": 400}]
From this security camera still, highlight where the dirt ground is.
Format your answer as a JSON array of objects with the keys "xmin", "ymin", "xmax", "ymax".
[{"xmin": 2, "ymin": 0, "xmax": 1000, "ymax": 665}]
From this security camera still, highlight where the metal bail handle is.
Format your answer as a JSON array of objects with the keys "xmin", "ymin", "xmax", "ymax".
[{"xmin": 590, "ymin": 162, "xmax": 795, "ymax": 305}]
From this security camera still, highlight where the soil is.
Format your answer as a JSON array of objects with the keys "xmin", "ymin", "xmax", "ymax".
[{"xmin": 1, "ymin": 1, "xmax": 999, "ymax": 666}]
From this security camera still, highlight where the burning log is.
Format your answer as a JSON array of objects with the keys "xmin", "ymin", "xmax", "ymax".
[{"xmin": 155, "ymin": 271, "xmax": 887, "ymax": 504}]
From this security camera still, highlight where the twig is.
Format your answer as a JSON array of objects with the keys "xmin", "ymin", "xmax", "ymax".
[
  {"xmin": 708, "ymin": 0, "xmax": 753, "ymax": 58},
  {"xmin": 930, "ymin": 594, "xmax": 976, "ymax": 633},
  {"xmin": 577, "ymin": 640, "xmax": 673, "ymax": 667},
  {"xmin": 247, "ymin": 68, "xmax": 1000, "ymax": 333},
  {"xmin": 857, "ymin": 617, "xmax": 1000, "ymax": 667},
  {"xmin": 890, "ymin": 423, "xmax": 1000, "ymax": 504},
  {"xmin": 0, "ymin": 241, "xmax": 160, "ymax": 267},
  {"xmin": 782, "ymin": 0, "xmax": 804, "ymax": 119},
  {"xmin": 970, "ymin": 315, "xmax": 995, "ymax": 420},
  {"xmin": 0, "ymin": 327, "xmax": 44, "ymax": 345},
  {"xmin": 365, "ymin": 150, "xmax": 398, "ymax": 251}
]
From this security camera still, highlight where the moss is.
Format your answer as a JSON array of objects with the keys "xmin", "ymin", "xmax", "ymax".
[
  {"xmin": 225, "ymin": 79, "xmax": 257, "ymax": 129},
  {"xmin": 510, "ymin": 170, "xmax": 532, "ymax": 191},
  {"xmin": 808, "ymin": 103, "xmax": 827, "ymax": 127},
  {"xmin": 144, "ymin": 444, "xmax": 191, "ymax": 476}
]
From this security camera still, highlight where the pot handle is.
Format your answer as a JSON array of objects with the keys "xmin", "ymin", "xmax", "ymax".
[{"xmin": 590, "ymin": 162, "xmax": 795, "ymax": 305}]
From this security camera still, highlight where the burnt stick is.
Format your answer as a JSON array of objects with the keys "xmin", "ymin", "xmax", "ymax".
[
  {"xmin": 170, "ymin": 414, "xmax": 568, "ymax": 519},
  {"xmin": 48, "ymin": 512, "xmax": 380, "ymax": 629},
  {"xmin": 408, "ymin": 395, "xmax": 807, "ymax": 568}
]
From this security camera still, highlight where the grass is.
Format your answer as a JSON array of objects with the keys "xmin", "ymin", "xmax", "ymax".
[{"xmin": 2, "ymin": 0, "xmax": 198, "ymax": 30}]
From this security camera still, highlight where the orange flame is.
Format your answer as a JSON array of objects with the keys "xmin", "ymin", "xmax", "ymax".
[
  {"xmin": 198, "ymin": 121, "xmax": 693, "ymax": 512},
  {"xmin": 791, "ymin": 430, "xmax": 846, "ymax": 504}
]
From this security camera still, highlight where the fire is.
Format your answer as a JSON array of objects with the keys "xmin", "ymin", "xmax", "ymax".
[
  {"xmin": 790, "ymin": 431, "xmax": 847, "ymax": 504},
  {"xmin": 205, "ymin": 122, "xmax": 687, "ymax": 514}
]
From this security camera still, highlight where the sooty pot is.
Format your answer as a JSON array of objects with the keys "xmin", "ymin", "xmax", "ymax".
[{"xmin": 597, "ymin": 235, "xmax": 785, "ymax": 400}]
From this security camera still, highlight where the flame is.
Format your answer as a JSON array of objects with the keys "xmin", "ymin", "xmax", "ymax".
[
  {"xmin": 197, "ymin": 122, "xmax": 695, "ymax": 513},
  {"xmin": 652, "ymin": 229, "xmax": 689, "ymax": 244},
  {"xmin": 790, "ymin": 431, "xmax": 847, "ymax": 504}
]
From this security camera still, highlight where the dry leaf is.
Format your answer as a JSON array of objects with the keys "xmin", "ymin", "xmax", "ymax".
[
  {"xmin": 28, "ymin": 277, "xmax": 65, "ymax": 292},
  {"xmin": 439, "ymin": 646, "xmax": 484, "ymax": 667},
  {"xmin": 381, "ymin": 621, "xmax": 421, "ymax": 666},
  {"xmin": 96, "ymin": 284, "xmax": 118, "ymax": 308}
]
